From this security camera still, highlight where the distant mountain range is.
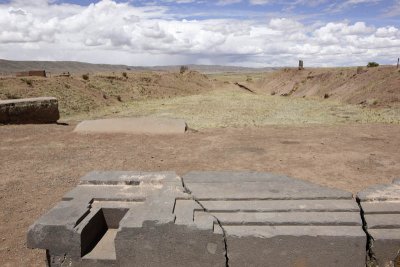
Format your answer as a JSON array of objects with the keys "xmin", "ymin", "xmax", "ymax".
[{"xmin": 0, "ymin": 59, "xmax": 278, "ymax": 75}]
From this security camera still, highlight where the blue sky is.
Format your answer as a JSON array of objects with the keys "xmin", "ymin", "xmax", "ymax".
[
  {"xmin": 0, "ymin": 0, "xmax": 399, "ymax": 66},
  {"xmin": 50, "ymin": 0, "xmax": 399, "ymax": 24}
]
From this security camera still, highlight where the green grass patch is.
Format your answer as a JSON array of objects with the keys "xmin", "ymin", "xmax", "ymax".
[{"xmin": 66, "ymin": 89, "xmax": 400, "ymax": 129}]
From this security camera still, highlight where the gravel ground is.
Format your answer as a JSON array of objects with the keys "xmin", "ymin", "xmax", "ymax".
[{"xmin": 1, "ymin": 123, "xmax": 400, "ymax": 266}]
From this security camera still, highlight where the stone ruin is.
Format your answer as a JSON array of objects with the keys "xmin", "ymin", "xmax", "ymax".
[
  {"xmin": 358, "ymin": 179, "xmax": 400, "ymax": 267},
  {"xmin": 27, "ymin": 171, "xmax": 400, "ymax": 266},
  {"xmin": 0, "ymin": 97, "xmax": 59, "ymax": 124},
  {"xmin": 16, "ymin": 70, "xmax": 47, "ymax": 77}
]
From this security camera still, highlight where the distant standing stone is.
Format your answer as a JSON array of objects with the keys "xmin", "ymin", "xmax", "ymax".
[{"xmin": 299, "ymin": 60, "xmax": 304, "ymax": 70}]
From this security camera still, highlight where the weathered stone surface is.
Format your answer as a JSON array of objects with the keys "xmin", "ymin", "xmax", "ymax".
[
  {"xmin": 28, "ymin": 171, "xmax": 366, "ymax": 266},
  {"xmin": 28, "ymin": 171, "xmax": 225, "ymax": 266},
  {"xmin": 358, "ymin": 180, "xmax": 400, "ymax": 267},
  {"xmin": 0, "ymin": 97, "xmax": 59, "ymax": 124},
  {"xmin": 183, "ymin": 171, "xmax": 366, "ymax": 267},
  {"xmin": 74, "ymin": 117, "xmax": 187, "ymax": 134}
]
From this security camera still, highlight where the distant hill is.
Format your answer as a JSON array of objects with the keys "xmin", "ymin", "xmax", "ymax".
[
  {"xmin": 148, "ymin": 64, "xmax": 278, "ymax": 74},
  {"xmin": 0, "ymin": 59, "xmax": 276, "ymax": 75},
  {"xmin": 0, "ymin": 59, "xmax": 145, "ymax": 75}
]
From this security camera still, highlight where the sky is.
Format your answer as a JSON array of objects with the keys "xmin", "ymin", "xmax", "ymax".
[{"xmin": 0, "ymin": 0, "xmax": 399, "ymax": 67}]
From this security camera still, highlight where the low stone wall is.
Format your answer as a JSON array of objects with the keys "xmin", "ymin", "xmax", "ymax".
[{"xmin": 0, "ymin": 97, "xmax": 59, "ymax": 124}]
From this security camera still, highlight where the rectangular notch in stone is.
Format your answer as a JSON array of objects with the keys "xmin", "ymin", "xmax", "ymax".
[{"xmin": 81, "ymin": 208, "xmax": 128, "ymax": 261}]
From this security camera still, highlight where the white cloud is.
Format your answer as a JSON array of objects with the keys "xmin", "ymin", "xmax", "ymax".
[
  {"xmin": 249, "ymin": 0, "xmax": 270, "ymax": 5},
  {"xmin": 384, "ymin": 0, "xmax": 400, "ymax": 17},
  {"xmin": 216, "ymin": 0, "xmax": 242, "ymax": 6},
  {"xmin": 0, "ymin": 0, "xmax": 399, "ymax": 67},
  {"xmin": 327, "ymin": 0, "xmax": 381, "ymax": 12}
]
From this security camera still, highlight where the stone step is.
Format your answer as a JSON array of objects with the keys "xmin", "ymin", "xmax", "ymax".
[
  {"xmin": 195, "ymin": 211, "xmax": 362, "ymax": 226},
  {"xmin": 358, "ymin": 180, "xmax": 400, "ymax": 266},
  {"xmin": 200, "ymin": 199, "xmax": 359, "ymax": 212}
]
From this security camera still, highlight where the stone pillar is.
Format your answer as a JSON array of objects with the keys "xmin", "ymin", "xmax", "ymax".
[{"xmin": 299, "ymin": 60, "xmax": 304, "ymax": 70}]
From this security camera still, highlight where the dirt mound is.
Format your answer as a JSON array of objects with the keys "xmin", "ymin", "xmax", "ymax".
[
  {"xmin": 0, "ymin": 71, "xmax": 213, "ymax": 116},
  {"xmin": 256, "ymin": 66, "xmax": 400, "ymax": 108}
]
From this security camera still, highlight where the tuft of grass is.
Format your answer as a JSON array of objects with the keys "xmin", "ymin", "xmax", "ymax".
[
  {"xmin": 5, "ymin": 92, "xmax": 21, "ymax": 99},
  {"xmin": 180, "ymin": 65, "xmax": 189, "ymax": 74},
  {"xmin": 66, "ymin": 89, "xmax": 400, "ymax": 129},
  {"xmin": 21, "ymin": 78, "xmax": 33, "ymax": 87},
  {"xmin": 82, "ymin": 74, "xmax": 89, "ymax": 81}
]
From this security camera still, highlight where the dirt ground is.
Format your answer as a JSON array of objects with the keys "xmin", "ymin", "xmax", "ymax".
[
  {"xmin": 255, "ymin": 66, "xmax": 400, "ymax": 108},
  {"xmin": 1, "ymin": 122, "xmax": 400, "ymax": 266}
]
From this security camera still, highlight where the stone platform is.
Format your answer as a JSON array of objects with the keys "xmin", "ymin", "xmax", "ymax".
[
  {"xmin": 0, "ymin": 97, "xmax": 59, "ymax": 124},
  {"xmin": 183, "ymin": 171, "xmax": 366, "ymax": 267},
  {"xmin": 358, "ymin": 179, "xmax": 400, "ymax": 267},
  {"xmin": 74, "ymin": 117, "xmax": 187, "ymax": 134},
  {"xmin": 29, "ymin": 171, "xmax": 397, "ymax": 266}
]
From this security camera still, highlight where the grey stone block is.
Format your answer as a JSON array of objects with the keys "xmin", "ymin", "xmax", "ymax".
[
  {"xmin": 183, "ymin": 171, "xmax": 366, "ymax": 267},
  {"xmin": 28, "ymin": 171, "xmax": 225, "ymax": 266},
  {"xmin": 0, "ymin": 97, "xmax": 59, "ymax": 124},
  {"xmin": 358, "ymin": 181, "xmax": 400, "ymax": 267},
  {"xmin": 28, "ymin": 171, "xmax": 366, "ymax": 266},
  {"xmin": 393, "ymin": 178, "xmax": 400, "ymax": 185},
  {"xmin": 183, "ymin": 171, "xmax": 353, "ymax": 200}
]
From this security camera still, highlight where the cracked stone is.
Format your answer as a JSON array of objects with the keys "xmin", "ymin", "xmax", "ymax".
[
  {"xmin": 358, "ymin": 179, "xmax": 400, "ymax": 267},
  {"xmin": 28, "ymin": 171, "xmax": 368, "ymax": 267}
]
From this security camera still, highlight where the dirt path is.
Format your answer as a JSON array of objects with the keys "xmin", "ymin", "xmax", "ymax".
[{"xmin": 1, "ymin": 123, "xmax": 400, "ymax": 266}]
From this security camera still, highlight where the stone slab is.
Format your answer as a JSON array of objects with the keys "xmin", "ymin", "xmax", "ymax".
[
  {"xmin": 200, "ymin": 199, "xmax": 359, "ymax": 212},
  {"xmin": 184, "ymin": 171, "xmax": 353, "ymax": 200},
  {"xmin": 361, "ymin": 201, "xmax": 400, "ymax": 214},
  {"xmin": 28, "ymin": 171, "xmax": 367, "ymax": 267},
  {"xmin": 183, "ymin": 171, "xmax": 366, "ymax": 267},
  {"xmin": 74, "ymin": 117, "xmax": 187, "ymax": 134},
  {"xmin": 27, "ymin": 171, "xmax": 225, "ymax": 266},
  {"xmin": 0, "ymin": 97, "xmax": 59, "ymax": 124},
  {"xmin": 358, "ymin": 180, "xmax": 400, "ymax": 267},
  {"xmin": 393, "ymin": 178, "xmax": 400, "ymax": 185},
  {"xmin": 226, "ymin": 232, "xmax": 365, "ymax": 267},
  {"xmin": 195, "ymin": 211, "xmax": 362, "ymax": 226}
]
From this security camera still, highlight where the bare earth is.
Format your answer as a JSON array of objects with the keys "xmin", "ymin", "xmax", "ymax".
[{"xmin": 1, "ymin": 122, "xmax": 400, "ymax": 266}]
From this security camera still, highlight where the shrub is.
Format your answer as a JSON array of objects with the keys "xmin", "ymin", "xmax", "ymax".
[
  {"xmin": 122, "ymin": 72, "xmax": 128, "ymax": 78},
  {"xmin": 21, "ymin": 78, "xmax": 33, "ymax": 86},
  {"xmin": 367, "ymin": 62, "xmax": 379, "ymax": 68},
  {"xmin": 82, "ymin": 74, "xmax": 89, "ymax": 80},
  {"xmin": 180, "ymin": 65, "xmax": 189, "ymax": 74},
  {"xmin": 5, "ymin": 92, "xmax": 20, "ymax": 99}
]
